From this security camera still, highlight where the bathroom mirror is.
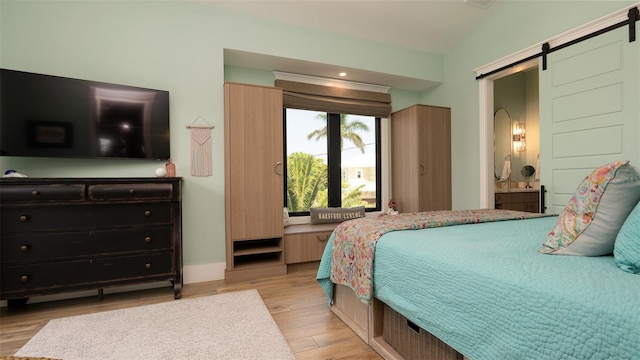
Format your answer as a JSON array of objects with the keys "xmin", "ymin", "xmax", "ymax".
[{"xmin": 494, "ymin": 108, "xmax": 512, "ymax": 180}]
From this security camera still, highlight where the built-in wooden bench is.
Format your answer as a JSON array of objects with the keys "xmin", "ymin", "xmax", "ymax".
[{"xmin": 284, "ymin": 223, "xmax": 338, "ymax": 272}]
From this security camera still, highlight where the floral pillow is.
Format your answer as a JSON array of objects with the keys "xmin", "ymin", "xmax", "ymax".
[
  {"xmin": 613, "ymin": 201, "xmax": 640, "ymax": 274},
  {"xmin": 539, "ymin": 161, "xmax": 640, "ymax": 256}
]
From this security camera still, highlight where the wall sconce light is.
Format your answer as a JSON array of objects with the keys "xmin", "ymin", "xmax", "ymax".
[{"xmin": 513, "ymin": 122, "xmax": 526, "ymax": 152}]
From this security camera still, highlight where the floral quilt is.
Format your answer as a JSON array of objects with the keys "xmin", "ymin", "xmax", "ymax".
[{"xmin": 329, "ymin": 209, "xmax": 549, "ymax": 302}]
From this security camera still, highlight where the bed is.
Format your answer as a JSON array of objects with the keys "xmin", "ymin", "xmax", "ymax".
[{"xmin": 316, "ymin": 162, "xmax": 640, "ymax": 360}]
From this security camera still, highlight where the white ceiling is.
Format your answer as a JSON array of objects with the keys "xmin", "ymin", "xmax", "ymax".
[{"xmin": 197, "ymin": 0, "xmax": 498, "ymax": 91}]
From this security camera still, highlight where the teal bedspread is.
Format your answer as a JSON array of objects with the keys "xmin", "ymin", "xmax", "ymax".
[
  {"xmin": 317, "ymin": 216, "xmax": 640, "ymax": 359},
  {"xmin": 323, "ymin": 209, "xmax": 548, "ymax": 303}
]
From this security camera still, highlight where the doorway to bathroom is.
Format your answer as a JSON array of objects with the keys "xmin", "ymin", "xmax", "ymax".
[
  {"xmin": 475, "ymin": 57, "xmax": 540, "ymax": 210},
  {"xmin": 492, "ymin": 65, "xmax": 541, "ymax": 212}
]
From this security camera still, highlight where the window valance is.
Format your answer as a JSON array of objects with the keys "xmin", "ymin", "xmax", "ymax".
[{"xmin": 275, "ymin": 79, "xmax": 391, "ymax": 118}]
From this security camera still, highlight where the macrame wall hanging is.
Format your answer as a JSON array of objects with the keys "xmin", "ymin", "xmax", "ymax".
[{"xmin": 186, "ymin": 116, "xmax": 214, "ymax": 177}]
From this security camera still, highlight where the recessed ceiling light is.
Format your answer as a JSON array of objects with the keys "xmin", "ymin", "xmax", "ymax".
[
  {"xmin": 463, "ymin": 0, "xmax": 495, "ymax": 9},
  {"xmin": 339, "ymin": 72, "xmax": 347, "ymax": 77}
]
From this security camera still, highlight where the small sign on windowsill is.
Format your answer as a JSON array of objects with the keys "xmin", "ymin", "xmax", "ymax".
[{"xmin": 309, "ymin": 206, "xmax": 365, "ymax": 224}]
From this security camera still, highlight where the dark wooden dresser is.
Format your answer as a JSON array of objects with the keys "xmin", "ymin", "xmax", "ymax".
[{"xmin": 0, "ymin": 177, "xmax": 182, "ymax": 305}]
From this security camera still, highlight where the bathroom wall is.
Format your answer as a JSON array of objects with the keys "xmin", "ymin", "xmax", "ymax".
[{"xmin": 494, "ymin": 68, "xmax": 540, "ymax": 187}]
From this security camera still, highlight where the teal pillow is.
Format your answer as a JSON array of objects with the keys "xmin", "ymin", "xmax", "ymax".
[{"xmin": 614, "ymin": 201, "xmax": 640, "ymax": 274}]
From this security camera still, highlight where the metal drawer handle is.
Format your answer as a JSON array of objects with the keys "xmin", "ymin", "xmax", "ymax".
[
  {"xmin": 145, "ymin": 236, "xmax": 152, "ymax": 243},
  {"xmin": 317, "ymin": 234, "xmax": 330, "ymax": 242},
  {"xmin": 145, "ymin": 262, "xmax": 152, "ymax": 269},
  {"xmin": 144, "ymin": 210, "xmax": 151, "ymax": 216},
  {"xmin": 129, "ymin": 189, "xmax": 135, "ymax": 194},
  {"xmin": 31, "ymin": 190, "xmax": 39, "ymax": 196},
  {"xmin": 20, "ymin": 245, "xmax": 30, "ymax": 252},
  {"xmin": 20, "ymin": 275, "xmax": 29, "ymax": 282},
  {"xmin": 19, "ymin": 215, "xmax": 29, "ymax": 222}
]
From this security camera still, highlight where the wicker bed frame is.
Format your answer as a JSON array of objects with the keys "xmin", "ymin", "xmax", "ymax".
[{"xmin": 331, "ymin": 284, "xmax": 468, "ymax": 360}]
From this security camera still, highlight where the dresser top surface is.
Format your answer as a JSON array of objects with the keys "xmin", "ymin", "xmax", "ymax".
[{"xmin": 0, "ymin": 177, "xmax": 183, "ymax": 184}]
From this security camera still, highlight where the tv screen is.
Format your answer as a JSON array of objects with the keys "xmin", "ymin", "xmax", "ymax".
[{"xmin": 0, "ymin": 69, "xmax": 170, "ymax": 160}]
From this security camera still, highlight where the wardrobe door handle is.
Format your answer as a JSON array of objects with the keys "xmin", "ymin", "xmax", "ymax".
[
  {"xmin": 420, "ymin": 164, "xmax": 426, "ymax": 175},
  {"xmin": 274, "ymin": 161, "xmax": 283, "ymax": 175}
]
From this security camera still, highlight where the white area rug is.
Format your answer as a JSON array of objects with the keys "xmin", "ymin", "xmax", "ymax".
[{"xmin": 15, "ymin": 290, "xmax": 295, "ymax": 360}]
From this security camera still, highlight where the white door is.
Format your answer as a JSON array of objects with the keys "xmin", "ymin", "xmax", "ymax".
[{"xmin": 539, "ymin": 27, "xmax": 640, "ymax": 214}]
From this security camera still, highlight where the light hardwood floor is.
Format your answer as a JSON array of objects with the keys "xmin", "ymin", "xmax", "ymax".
[{"xmin": 0, "ymin": 267, "xmax": 382, "ymax": 359}]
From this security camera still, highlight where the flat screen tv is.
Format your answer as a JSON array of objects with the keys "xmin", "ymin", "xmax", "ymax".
[{"xmin": 0, "ymin": 69, "xmax": 170, "ymax": 160}]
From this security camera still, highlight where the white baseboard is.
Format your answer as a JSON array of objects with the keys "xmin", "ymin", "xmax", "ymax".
[
  {"xmin": 0, "ymin": 262, "xmax": 227, "ymax": 307},
  {"xmin": 183, "ymin": 261, "xmax": 226, "ymax": 284}
]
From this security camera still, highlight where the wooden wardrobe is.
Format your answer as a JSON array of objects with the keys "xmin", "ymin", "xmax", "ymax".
[
  {"xmin": 224, "ymin": 82, "xmax": 286, "ymax": 282},
  {"xmin": 391, "ymin": 104, "xmax": 452, "ymax": 213}
]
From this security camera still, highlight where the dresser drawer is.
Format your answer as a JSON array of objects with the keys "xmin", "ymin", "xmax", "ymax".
[
  {"xmin": 1, "ymin": 252, "xmax": 174, "ymax": 296},
  {"xmin": 1, "ymin": 203, "xmax": 172, "ymax": 233},
  {"xmin": 88, "ymin": 183, "xmax": 173, "ymax": 201},
  {"xmin": 0, "ymin": 184, "xmax": 85, "ymax": 203},
  {"xmin": 285, "ymin": 230, "xmax": 332, "ymax": 264},
  {"xmin": 2, "ymin": 226, "xmax": 173, "ymax": 263}
]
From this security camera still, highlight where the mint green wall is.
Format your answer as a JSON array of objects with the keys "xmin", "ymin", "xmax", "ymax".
[
  {"xmin": 422, "ymin": 0, "xmax": 636, "ymax": 209},
  {"xmin": 224, "ymin": 66, "xmax": 275, "ymax": 87},
  {"xmin": 0, "ymin": 0, "xmax": 438, "ymax": 269},
  {"xmin": 388, "ymin": 89, "xmax": 423, "ymax": 113}
]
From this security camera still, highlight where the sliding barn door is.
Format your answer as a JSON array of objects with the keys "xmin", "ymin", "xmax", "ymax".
[{"xmin": 539, "ymin": 27, "xmax": 640, "ymax": 214}]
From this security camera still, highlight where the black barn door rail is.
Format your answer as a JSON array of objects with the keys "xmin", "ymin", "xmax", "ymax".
[{"xmin": 476, "ymin": 6, "xmax": 639, "ymax": 79}]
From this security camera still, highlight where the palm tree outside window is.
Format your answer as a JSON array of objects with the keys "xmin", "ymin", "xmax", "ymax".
[{"xmin": 284, "ymin": 108, "xmax": 381, "ymax": 215}]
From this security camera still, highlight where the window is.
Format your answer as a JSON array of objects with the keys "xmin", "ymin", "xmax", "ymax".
[{"xmin": 284, "ymin": 108, "xmax": 381, "ymax": 215}]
